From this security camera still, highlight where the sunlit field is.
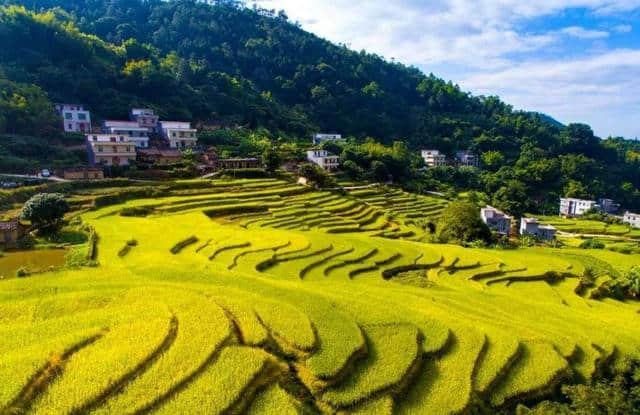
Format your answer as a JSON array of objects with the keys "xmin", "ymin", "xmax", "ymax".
[{"xmin": 1, "ymin": 179, "xmax": 639, "ymax": 414}]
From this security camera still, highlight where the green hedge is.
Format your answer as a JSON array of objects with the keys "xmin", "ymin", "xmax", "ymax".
[
  {"xmin": 203, "ymin": 203, "xmax": 271, "ymax": 218},
  {"xmin": 170, "ymin": 236, "xmax": 199, "ymax": 254},
  {"xmin": 118, "ymin": 239, "xmax": 138, "ymax": 257},
  {"xmin": 219, "ymin": 168, "xmax": 268, "ymax": 178},
  {"xmin": 94, "ymin": 187, "xmax": 166, "ymax": 208},
  {"xmin": 0, "ymin": 179, "xmax": 137, "ymax": 209},
  {"xmin": 120, "ymin": 206, "xmax": 153, "ymax": 217}
]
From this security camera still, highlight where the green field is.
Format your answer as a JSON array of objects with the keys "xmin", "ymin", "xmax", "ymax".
[{"xmin": 1, "ymin": 179, "xmax": 639, "ymax": 414}]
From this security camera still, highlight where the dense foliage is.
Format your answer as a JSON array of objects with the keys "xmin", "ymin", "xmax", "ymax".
[
  {"xmin": 0, "ymin": 0, "xmax": 639, "ymax": 213},
  {"xmin": 20, "ymin": 192, "xmax": 69, "ymax": 229},
  {"xmin": 435, "ymin": 201, "xmax": 492, "ymax": 245},
  {"xmin": 521, "ymin": 358, "xmax": 640, "ymax": 415}
]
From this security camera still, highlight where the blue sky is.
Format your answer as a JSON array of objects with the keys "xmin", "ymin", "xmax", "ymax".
[{"xmin": 253, "ymin": 0, "xmax": 640, "ymax": 139}]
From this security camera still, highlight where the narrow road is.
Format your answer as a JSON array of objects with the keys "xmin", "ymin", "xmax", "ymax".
[{"xmin": 1, "ymin": 174, "xmax": 69, "ymax": 182}]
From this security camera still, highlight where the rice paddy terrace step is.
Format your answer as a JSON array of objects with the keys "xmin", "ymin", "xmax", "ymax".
[{"xmin": 2, "ymin": 178, "xmax": 639, "ymax": 414}]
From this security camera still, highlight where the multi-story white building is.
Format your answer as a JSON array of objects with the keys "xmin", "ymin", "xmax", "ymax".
[
  {"xmin": 623, "ymin": 212, "xmax": 640, "ymax": 229},
  {"xmin": 559, "ymin": 198, "xmax": 598, "ymax": 217},
  {"xmin": 130, "ymin": 108, "xmax": 159, "ymax": 132},
  {"xmin": 312, "ymin": 133, "xmax": 342, "ymax": 145},
  {"xmin": 421, "ymin": 150, "xmax": 447, "ymax": 167},
  {"xmin": 159, "ymin": 121, "xmax": 198, "ymax": 149},
  {"xmin": 520, "ymin": 217, "xmax": 556, "ymax": 240},
  {"xmin": 481, "ymin": 206, "xmax": 512, "ymax": 236},
  {"xmin": 55, "ymin": 104, "xmax": 92, "ymax": 133},
  {"xmin": 86, "ymin": 134, "xmax": 136, "ymax": 166},
  {"xmin": 103, "ymin": 120, "xmax": 150, "ymax": 148},
  {"xmin": 307, "ymin": 150, "xmax": 339, "ymax": 172},
  {"xmin": 456, "ymin": 151, "xmax": 479, "ymax": 167}
]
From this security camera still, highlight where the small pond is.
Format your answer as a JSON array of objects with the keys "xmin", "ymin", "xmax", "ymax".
[{"xmin": 0, "ymin": 249, "xmax": 67, "ymax": 279}]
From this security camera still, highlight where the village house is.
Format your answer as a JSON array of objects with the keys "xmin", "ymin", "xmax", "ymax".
[
  {"xmin": 520, "ymin": 217, "xmax": 557, "ymax": 240},
  {"xmin": 481, "ymin": 206, "xmax": 512, "ymax": 236},
  {"xmin": 159, "ymin": 121, "xmax": 198, "ymax": 149},
  {"xmin": 103, "ymin": 120, "xmax": 150, "ymax": 148},
  {"xmin": 559, "ymin": 198, "xmax": 598, "ymax": 217},
  {"xmin": 130, "ymin": 108, "xmax": 159, "ymax": 132},
  {"xmin": 312, "ymin": 133, "xmax": 343, "ymax": 145},
  {"xmin": 307, "ymin": 150, "xmax": 340, "ymax": 172},
  {"xmin": 54, "ymin": 103, "xmax": 92, "ymax": 133},
  {"xmin": 456, "ymin": 151, "xmax": 479, "ymax": 167},
  {"xmin": 86, "ymin": 134, "xmax": 137, "ymax": 166},
  {"xmin": 137, "ymin": 148, "xmax": 183, "ymax": 165},
  {"xmin": 421, "ymin": 150, "xmax": 447, "ymax": 167},
  {"xmin": 0, "ymin": 219, "xmax": 27, "ymax": 247},
  {"xmin": 63, "ymin": 167, "xmax": 104, "ymax": 181},
  {"xmin": 623, "ymin": 211, "xmax": 640, "ymax": 229}
]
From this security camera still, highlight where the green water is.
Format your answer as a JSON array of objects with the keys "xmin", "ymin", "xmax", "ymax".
[{"xmin": 0, "ymin": 249, "xmax": 67, "ymax": 279}]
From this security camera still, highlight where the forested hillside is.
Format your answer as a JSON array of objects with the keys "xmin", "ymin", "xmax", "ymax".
[{"xmin": 1, "ymin": 0, "xmax": 639, "ymax": 212}]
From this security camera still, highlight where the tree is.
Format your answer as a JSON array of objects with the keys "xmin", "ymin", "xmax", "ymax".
[
  {"xmin": 481, "ymin": 151, "xmax": 505, "ymax": 172},
  {"xmin": 435, "ymin": 201, "xmax": 491, "ymax": 244},
  {"xmin": 492, "ymin": 180, "xmax": 528, "ymax": 218},
  {"xmin": 370, "ymin": 160, "xmax": 389, "ymax": 182},
  {"xmin": 20, "ymin": 193, "xmax": 69, "ymax": 231},
  {"xmin": 342, "ymin": 160, "xmax": 363, "ymax": 180},
  {"xmin": 180, "ymin": 147, "xmax": 196, "ymax": 163},
  {"xmin": 261, "ymin": 146, "xmax": 281, "ymax": 172}
]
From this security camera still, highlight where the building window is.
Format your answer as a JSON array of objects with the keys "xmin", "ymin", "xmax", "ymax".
[
  {"xmin": 64, "ymin": 112, "xmax": 72, "ymax": 120},
  {"xmin": 112, "ymin": 146, "xmax": 117, "ymax": 153},
  {"xmin": 97, "ymin": 146, "xmax": 103, "ymax": 152},
  {"xmin": 68, "ymin": 124, "xmax": 73, "ymax": 129},
  {"xmin": 78, "ymin": 113, "xmax": 86, "ymax": 120}
]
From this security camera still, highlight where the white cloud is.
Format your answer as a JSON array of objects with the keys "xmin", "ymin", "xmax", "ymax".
[
  {"xmin": 613, "ymin": 23, "xmax": 633, "ymax": 32},
  {"xmin": 251, "ymin": 0, "xmax": 640, "ymax": 138},
  {"xmin": 461, "ymin": 49, "xmax": 640, "ymax": 138},
  {"xmin": 559, "ymin": 26, "xmax": 609, "ymax": 39}
]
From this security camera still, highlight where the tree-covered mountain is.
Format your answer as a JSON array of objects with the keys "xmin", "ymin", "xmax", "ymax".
[{"xmin": 0, "ymin": 0, "xmax": 639, "ymax": 213}]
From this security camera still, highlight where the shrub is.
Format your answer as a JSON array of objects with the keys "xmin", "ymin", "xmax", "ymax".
[
  {"xmin": 435, "ymin": 201, "xmax": 491, "ymax": 245},
  {"xmin": 579, "ymin": 239, "xmax": 605, "ymax": 250},
  {"xmin": 16, "ymin": 235, "xmax": 35, "ymax": 249},
  {"xmin": 170, "ymin": 236, "xmax": 199, "ymax": 254},
  {"xmin": 118, "ymin": 239, "xmax": 138, "ymax": 257},
  {"xmin": 86, "ymin": 227, "xmax": 99, "ymax": 261},
  {"xmin": 20, "ymin": 193, "xmax": 69, "ymax": 230},
  {"xmin": 16, "ymin": 267, "xmax": 29, "ymax": 278},
  {"xmin": 120, "ymin": 206, "xmax": 153, "ymax": 217}
]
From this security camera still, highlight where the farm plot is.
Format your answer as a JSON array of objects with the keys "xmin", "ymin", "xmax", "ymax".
[{"xmin": 1, "ymin": 178, "xmax": 639, "ymax": 414}]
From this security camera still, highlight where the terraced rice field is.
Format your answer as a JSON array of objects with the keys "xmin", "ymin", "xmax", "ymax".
[{"xmin": 1, "ymin": 178, "xmax": 639, "ymax": 414}]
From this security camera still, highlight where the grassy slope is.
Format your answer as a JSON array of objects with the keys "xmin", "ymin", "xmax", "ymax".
[{"xmin": 0, "ymin": 179, "xmax": 639, "ymax": 414}]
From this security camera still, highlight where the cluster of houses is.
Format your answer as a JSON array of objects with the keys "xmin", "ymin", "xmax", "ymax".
[
  {"xmin": 55, "ymin": 104, "xmax": 263, "ymax": 173},
  {"xmin": 480, "ymin": 197, "xmax": 640, "ymax": 240},
  {"xmin": 480, "ymin": 206, "xmax": 558, "ymax": 240},
  {"xmin": 421, "ymin": 150, "xmax": 479, "ymax": 168},
  {"xmin": 88, "ymin": 109, "xmax": 198, "ymax": 167},
  {"xmin": 55, "ymin": 104, "xmax": 200, "ymax": 167},
  {"xmin": 560, "ymin": 197, "xmax": 640, "ymax": 229}
]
